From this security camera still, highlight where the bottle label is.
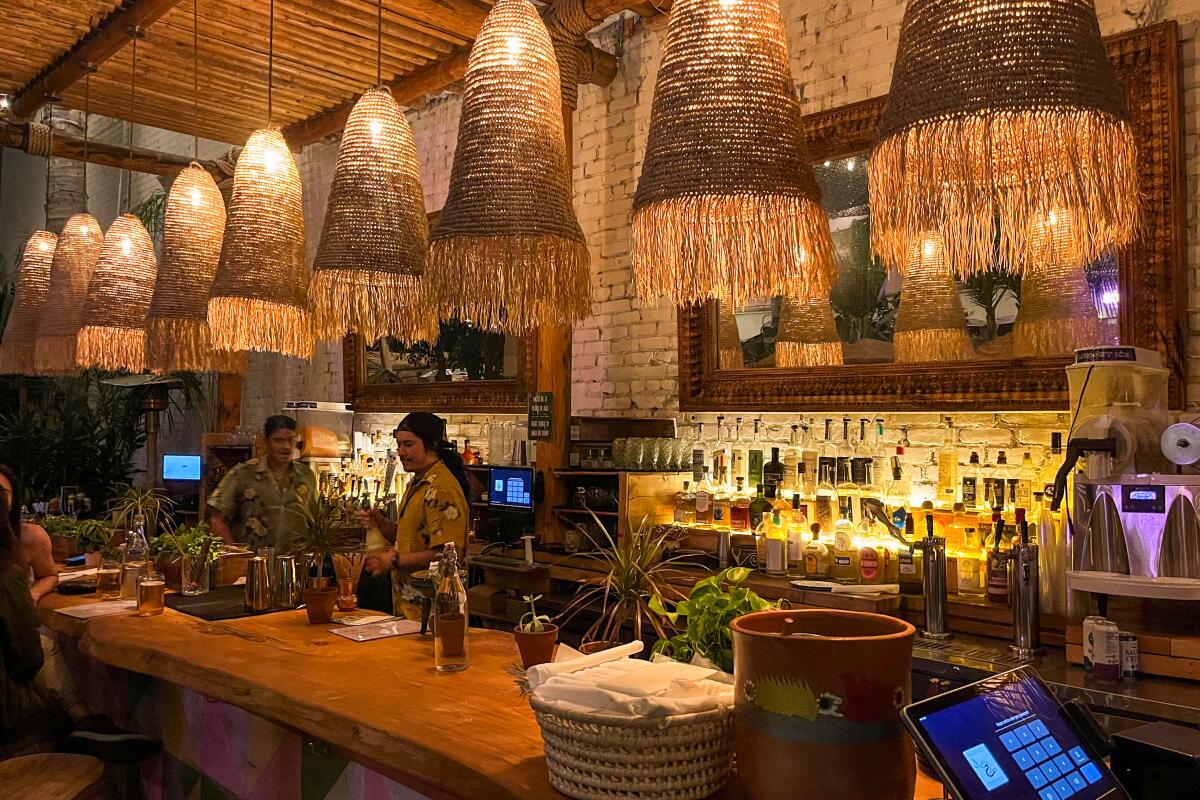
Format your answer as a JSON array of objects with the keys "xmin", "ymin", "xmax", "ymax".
[
  {"xmin": 834, "ymin": 556, "xmax": 852, "ymax": 567},
  {"xmin": 851, "ymin": 458, "xmax": 871, "ymax": 485},
  {"xmin": 833, "ymin": 531, "xmax": 852, "ymax": 551},
  {"xmin": 767, "ymin": 539, "xmax": 786, "ymax": 572},
  {"xmin": 713, "ymin": 503, "xmax": 726, "ymax": 522},
  {"xmin": 962, "ymin": 477, "xmax": 977, "ymax": 505},
  {"xmin": 805, "ymin": 553, "xmax": 818, "ymax": 574},
  {"xmin": 695, "ymin": 494, "xmax": 711, "ymax": 514},
  {"xmin": 899, "ymin": 551, "xmax": 916, "ymax": 575},
  {"xmin": 692, "ymin": 450, "xmax": 705, "ymax": 483},
  {"xmin": 937, "ymin": 451, "xmax": 957, "ymax": 498},
  {"xmin": 750, "ymin": 510, "xmax": 765, "ymax": 530},
  {"xmin": 749, "ymin": 451, "xmax": 764, "ymax": 486},
  {"xmin": 859, "ymin": 547, "xmax": 879, "ymax": 581}
]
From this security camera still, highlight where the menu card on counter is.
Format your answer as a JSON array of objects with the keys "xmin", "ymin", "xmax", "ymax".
[
  {"xmin": 330, "ymin": 618, "xmax": 422, "ymax": 642},
  {"xmin": 56, "ymin": 600, "xmax": 137, "ymax": 619}
]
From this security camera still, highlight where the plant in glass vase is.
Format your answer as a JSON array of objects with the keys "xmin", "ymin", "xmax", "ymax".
[
  {"xmin": 151, "ymin": 522, "xmax": 221, "ymax": 595},
  {"xmin": 291, "ymin": 495, "xmax": 359, "ymax": 623}
]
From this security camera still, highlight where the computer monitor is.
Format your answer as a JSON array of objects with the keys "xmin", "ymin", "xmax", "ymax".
[
  {"xmin": 163, "ymin": 454, "xmax": 202, "ymax": 482},
  {"xmin": 488, "ymin": 466, "xmax": 534, "ymax": 509}
]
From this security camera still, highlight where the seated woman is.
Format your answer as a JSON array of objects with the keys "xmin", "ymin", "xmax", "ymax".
[{"xmin": 361, "ymin": 413, "xmax": 470, "ymax": 620}]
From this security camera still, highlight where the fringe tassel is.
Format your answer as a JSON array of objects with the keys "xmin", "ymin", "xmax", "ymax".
[
  {"xmin": 870, "ymin": 109, "xmax": 1140, "ymax": 277},
  {"xmin": 776, "ymin": 342, "xmax": 842, "ymax": 368},
  {"xmin": 33, "ymin": 336, "xmax": 82, "ymax": 376},
  {"xmin": 76, "ymin": 326, "xmax": 147, "ymax": 372},
  {"xmin": 1012, "ymin": 317, "xmax": 1103, "ymax": 359},
  {"xmin": 146, "ymin": 318, "xmax": 247, "ymax": 374},
  {"xmin": 208, "ymin": 297, "xmax": 314, "ymax": 359},
  {"xmin": 719, "ymin": 347, "xmax": 745, "ymax": 370},
  {"xmin": 893, "ymin": 328, "xmax": 976, "ymax": 363},
  {"xmin": 0, "ymin": 345, "xmax": 35, "ymax": 376},
  {"xmin": 632, "ymin": 194, "xmax": 838, "ymax": 307},
  {"xmin": 309, "ymin": 269, "xmax": 437, "ymax": 344},
  {"xmin": 427, "ymin": 235, "xmax": 590, "ymax": 334}
]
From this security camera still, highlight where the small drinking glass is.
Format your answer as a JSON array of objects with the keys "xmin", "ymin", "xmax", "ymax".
[
  {"xmin": 96, "ymin": 559, "xmax": 122, "ymax": 600},
  {"xmin": 136, "ymin": 572, "xmax": 166, "ymax": 617},
  {"xmin": 180, "ymin": 554, "xmax": 210, "ymax": 597}
]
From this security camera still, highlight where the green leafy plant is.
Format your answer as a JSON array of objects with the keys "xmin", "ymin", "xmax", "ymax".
[
  {"xmin": 109, "ymin": 483, "xmax": 175, "ymax": 537},
  {"xmin": 557, "ymin": 510, "xmax": 687, "ymax": 645},
  {"xmin": 649, "ymin": 567, "xmax": 777, "ymax": 674},
  {"xmin": 150, "ymin": 522, "xmax": 221, "ymax": 566},
  {"xmin": 74, "ymin": 519, "xmax": 115, "ymax": 554},
  {"xmin": 291, "ymin": 495, "xmax": 360, "ymax": 584},
  {"xmin": 518, "ymin": 594, "xmax": 553, "ymax": 634},
  {"xmin": 41, "ymin": 516, "xmax": 78, "ymax": 537}
]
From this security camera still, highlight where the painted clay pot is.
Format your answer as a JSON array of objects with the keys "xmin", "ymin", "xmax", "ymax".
[
  {"xmin": 514, "ymin": 624, "xmax": 559, "ymax": 669},
  {"xmin": 730, "ymin": 609, "xmax": 916, "ymax": 800}
]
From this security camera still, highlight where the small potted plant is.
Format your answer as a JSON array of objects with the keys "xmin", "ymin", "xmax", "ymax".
[
  {"xmin": 514, "ymin": 594, "xmax": 558, "ymax": 669},
  {"xmin": 43, "ymin": 516, "xmax": 81, "ymax": 562},
  {"xmin": 292, "ymin": 495, "xmax": 359, "ymax": 624},
  {"xmin": 150, "ymin": 523, "xmax": 222, "ymax": 595},
  {"xmin": 75, "ymin": 519, "xmax": 115, "ymax": 568}
]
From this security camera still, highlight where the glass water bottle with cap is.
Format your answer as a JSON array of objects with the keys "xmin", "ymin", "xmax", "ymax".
[{"xmin": 433, "ymin": 542, "xmax": 469, "ymax": 673}]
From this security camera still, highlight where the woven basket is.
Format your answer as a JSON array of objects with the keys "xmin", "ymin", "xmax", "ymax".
[{"xmin": 530, "ymin": 695, "xmax": 733, "ymax": 800}]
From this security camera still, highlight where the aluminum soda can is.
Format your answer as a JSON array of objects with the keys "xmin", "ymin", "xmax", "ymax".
[
  {"xmin": 1092, "ymin": 622, "xmax": 1122, "ymax": 683},
  {"xmin": 1120, "ymin": 632, "xmax": 1139, "ymax": 679},
  {"xmin": 1082, "ymin": 616, "xmax": 1109, "ymax": 672}
]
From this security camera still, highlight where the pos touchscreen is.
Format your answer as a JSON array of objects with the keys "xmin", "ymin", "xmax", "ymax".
[{"xmin": 902, "ymin": 667, "xmax": 1129, "ymax": 800}]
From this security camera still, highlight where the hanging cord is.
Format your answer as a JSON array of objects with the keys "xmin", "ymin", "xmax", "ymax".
[
  {"xmin": 44, "ymin": 104, "xmax": 52, "ymax": 202},
  {"xmin": 82, "ymin": 67, "xmax": 91, "ymax": 200},
  {"xmin": 266, "ymin": 0, "xmax": 275, "ymax": 125},
  {"xmin": 125, "ymin": 29, "xmax": 141, "ymax": 214},
  {"xmin": 376, "ymin": 0, "xmax": 383, "ymax": 86},
  {"xmin": 192, "ymin": 0, "xmax": 199, "ymax": 159}
]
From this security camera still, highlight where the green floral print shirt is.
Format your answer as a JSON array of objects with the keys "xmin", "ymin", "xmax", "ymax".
[{"xmin": 207, "ymin": 458, "xmax": 317, "ymax": 554}]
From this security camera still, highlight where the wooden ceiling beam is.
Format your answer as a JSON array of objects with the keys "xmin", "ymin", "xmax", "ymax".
[
  {"xmin": 0, "ymin": 119, "xmax": 207, "ymax": 178},
  {"xmin": 10, "ymin": 0, "xmax": 185, "ymax": 119}
]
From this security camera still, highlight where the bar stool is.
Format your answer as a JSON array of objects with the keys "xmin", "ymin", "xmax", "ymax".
[{"xmin": 0, "ymin": 753, "xmax": 106, "ymax": 799}]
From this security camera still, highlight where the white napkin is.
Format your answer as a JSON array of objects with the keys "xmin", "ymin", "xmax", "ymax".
[{"xmin": 526, "ymin": 640, "xmax": 644, "ymax": 690}]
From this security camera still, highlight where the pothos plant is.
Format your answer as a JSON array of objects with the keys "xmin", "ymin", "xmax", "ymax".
[{"xmin": 649, "ymin": 567, "xmax": 777, "ymax": 674}]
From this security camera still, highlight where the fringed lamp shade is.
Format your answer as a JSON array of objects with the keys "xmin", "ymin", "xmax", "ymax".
[
  {"xmin": 311, "ymin": 87, "xmax": 430, "ymax": 343},
  {"xmin": 894, "ymin": 237, "xmax": 974, "ymax": 363},
  {"xmin": 0, "ymin": 231, "xmax": 57, "ymax": 375},
  {"xmin": 147, "ymin": 163, "xmax": 242, "ymax": 373},
  {"xmin": 718, "ymin": 304, "xmax": 744, "ymax": 369},
  {"xmin": 427, "ymin": 0, "xmax": 589, "ymax": 334},
  {"xmin": 1013, "ymin": 213, "xmax": 1102, "ymax": 357},
  {"xmin": 208, "ymin": 128, "xmax": 313, "ymax": 358},
  {"xmin": 34, "ymin": 213, "xmax": 103, "ymax": 375},
  {"xmin": 632, "ymin": 0, "xmax": 837, "ymax": 307},
  {"xmin": 776, "ymin": 296, "xmax": 842, "ymax": 367},
  {"xmin": 75, "ymin": 214, "xmax": 158, "ymax": 372},
  {"xmin": 870, "ymin": 0, "xmax": 1138, "ymax": 277}
]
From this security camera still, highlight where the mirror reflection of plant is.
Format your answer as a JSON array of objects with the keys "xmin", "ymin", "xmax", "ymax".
[
  {"xmin": 401, "ymin": 321, "xmax": 507, "ymax": 382},
  {"xmin": 556, "ymin": 508, "xmax": 687, "ymax": 646},
  {"xmin": 829, "ymin": 218, "xmax": 897, "ymax": 343},
  {"xmin": 960, "ymin": 271, "xmax": 1021, "ymax": 344}
]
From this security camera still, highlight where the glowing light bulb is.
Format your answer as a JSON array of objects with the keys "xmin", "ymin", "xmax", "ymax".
[
  {"xmin": 37, "ymin": 241, "xmax": 49, "ymax": 252},
  {"xmin": 79, "ymin": 225, "xmax": 90, "ymax": 237},
  {"xmin": 262, "ymin": 146, "xmax": 281, "ymax": 174},
  {"xmin": 846, "ymin": 158, "xmax": 857, "ymax": 172},
  {"xmin": 120, "ymin": 236, "xmax": 132, "ymax": 257},
  {"xmin": 1047, "ymin": 210, "xmax": 1058, "ymax": 226},
  {"xmin": 0, "ymin": 94, "xmax": 9, "ymax": 110},
  {"xmin": 369, "ymin": 119, "xmax": 384, "ymax": 140},
  {"xmin": 190, "ymin": 187, "xmax": 202, "ymax": 207},
  {"xmin": 823, "ymin": 160, "xmax": 832, "ymax": 168},
  {"xmin": 719, "ymin": 0, "xmax": 739, "ymax": 7},
  {"xmin": 506, "ymin": 36, "xmax": 523, "ymax": 58},
  {"xmin": 1101, "ymin": 289, "xmax": 1120, "ymax": 306},
  {"xmin": 922, "ymin": 240, "xmax": 937, "ymax": 259}
]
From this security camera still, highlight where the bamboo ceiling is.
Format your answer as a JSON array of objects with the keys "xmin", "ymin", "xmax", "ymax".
[{"xmin": 4, "ymin": 0, "xmax": 493, "ymax": 146}]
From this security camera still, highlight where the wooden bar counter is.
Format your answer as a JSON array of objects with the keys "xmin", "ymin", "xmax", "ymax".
[{"xmin": 38, "ymin": 593, "xmax": 942, "ymax": 800}]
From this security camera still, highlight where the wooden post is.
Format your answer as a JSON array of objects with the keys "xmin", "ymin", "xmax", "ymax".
[
  {"xmin": 215, "ymin": 373, "xmax": 242, "ymax": 433},
  {"xmin": 532, "ymin": 111, "xmax": 577, "ymax": 543}
]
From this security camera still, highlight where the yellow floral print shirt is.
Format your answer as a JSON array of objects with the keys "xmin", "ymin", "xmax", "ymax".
[
  {"xmin": 207, "ymin": 458, "xmax": 317, "ymax": 554},
  {"xmin": 392, "ymin": 459, "xmax": 469, "ymax": 619}
]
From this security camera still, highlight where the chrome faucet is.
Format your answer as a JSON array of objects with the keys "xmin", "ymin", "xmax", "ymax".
[
  {"xmin": 994, "ymin": 508, "xmax": 1043, "ymax": 658},
  {"xmin": 863, "ymin": 498, "xmax": 952, "ymax": 640}
]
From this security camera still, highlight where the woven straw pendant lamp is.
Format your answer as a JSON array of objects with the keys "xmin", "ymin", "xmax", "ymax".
[
  {"xmin": 893, "ymin": 238, "xmax": 974, "ymax": 363},
  {"xmin": 310, "ymin": 87, "xmax": 431, "ymax": 343},
  {"xmin": 75, "ymin": 213, "xmax": 159, "ymax": 372},
  {"xmin": 208, "ymin": 128, "xmax": 312, "ymax": 357},
  {"xmin": 1012, "ymin": 212, "xmax": 1102, "ymax": 357},
  {"xmin": 147, "ymin": 163, "xmax": 242, "ymax": 373},
  {"xmin": 0, "ymin": 231, "xmax": 57, "ymax": 375},
  {"xmin": 870, "ymin": 0, "xmax": 1138, "ymax": 277},
  {"xmin": 426, "ymin": 0, "xmax": 589, "ymax": 334},
  {"xmin": 34, "ymin": 213, "xmax": 103, "ymax": 375},
  {"xmin": 632, "ymin": 0, "xmax": 836, "ymax": 307},
  {"xmin": 776, "ymin": 296, "xmax": 843, "ymax": 367},
  {"xmin": 718, "ymin": 305, "xmax": 745, "ymax": 369}
]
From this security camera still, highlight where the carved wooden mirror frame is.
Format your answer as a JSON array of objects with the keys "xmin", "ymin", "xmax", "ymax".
[
  {"xmin": 679, "ymin": 22, "xmax": 1185, "ymax": 412},
  {"xmin": 343, "ymin": 214, "xmax": 538, "ymax": 414}
]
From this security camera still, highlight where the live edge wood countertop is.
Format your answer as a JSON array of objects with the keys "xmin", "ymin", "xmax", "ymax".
[{"xmin": 38, "ymin": 593, "xmax": 942, "ymax": 800}]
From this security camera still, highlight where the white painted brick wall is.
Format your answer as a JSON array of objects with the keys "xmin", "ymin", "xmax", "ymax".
[{"xmin": 238, "ymin": 0, "xmax": 1200, "ymax": 473}]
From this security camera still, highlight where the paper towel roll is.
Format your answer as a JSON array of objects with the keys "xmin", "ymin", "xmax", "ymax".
[{"xmin": 1161, "ymin": 423, "xmax": 1200, "ymax": 466}]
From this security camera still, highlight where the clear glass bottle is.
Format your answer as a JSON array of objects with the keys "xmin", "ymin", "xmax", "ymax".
[
  {"xmin": 748, "ymin": 418, "xmax": 765, "ymax": 489},
  {"xmin": 1015, "ymin": 452, "xmax": 1036, "ymax": 512},
  {"xmin": 764, "ymin": 510, "xmax": 789, "ymax": 576},
  {"xmin": 730, "ymin": 417, "xmax": 747, "ymax": 488},
  {"xmin": 835, "ymin": 418, "xmax": 859, "ymax": 527},
  {"xmin": 1039, "ymin": 431, "xmax": 1064, "ymax": 503},
  {"xmin": 803, "ymin": 526, "xmax": 831, "ymax": 579},
  {"xmin": 855, "ymin": 419, "xmax": 881, "ymax": 516},
  {"xmin": 784, "ymin": 424, "xmax": 801, "ymax": 494},
  {"xmin": 936, "ymin": 416, "xmax": 959, "ymax": 507},
  {"xmin": 831, "ymin": 506, "xmax": 859, "ymax": 584},
  {"xmin": 787, "ymin": 493, "xmax": 809, "ymax": 574},
  {"xmin": 884, "ymin": 449, "xmax": 909, "ymax": 529},
  {"xmin": 730, "ymin": 477, "xmax": 751, "ymax": 532},
  {"xmin": 961, "ymin": 451, "xmax": 982, "ymax": 510},
  {"xmin": 690, "ymin": 417, "xmax": 708, "ymax": 483},
  {"xmin": 994, "ymin": 450, "xmax": 1013, "ymax": 511},
  {"xmin": 957, "ymin": 527, "xmax": 987, "ymax": 597},
  {"xmin": 433, "ymin": 543, "xmax": 469, "ymax": 672},
  {"xmin": 814, "ymin": 419, "xmax": 839, "ymax": 531},
  {"xmin": 121, "ymin": 515, "xmax": 149, "ymax": 600},
  {"xmin": 694, "ymin": 468, "xmax": 714, "ymax": 525},
  {"xmin": 674, "ymin": 481, "xmax": 695, "ymax": 524},
  {"xmin": 712, "ymin": 466, "xmax": 731, "ymax": 529}
]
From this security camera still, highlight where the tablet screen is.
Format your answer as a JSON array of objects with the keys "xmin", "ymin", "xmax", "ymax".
[{"xmin": 912, "ymin": 672, "xmax": 1122, "ymax": 800}]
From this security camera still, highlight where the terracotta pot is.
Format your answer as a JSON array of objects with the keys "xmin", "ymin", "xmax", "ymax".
[
  {"xmin": 514, "ymin": 624, "xmax": 559, "ymax": 669},
  {"xmin": 578, "ymin": 640, "xmax": 622, "ymax": 656},
  {"xmin": 82, "ymin": 552, "xmax": 101, "ymax": 568},
  {"xmin": 303, "ymin": 587, "xmax": 338, "ymax": 624},
  {"xmin": 50, "ymin": 535, "xmax": 80, "ymax": 562},
  {"xmin": 730, "ymin": 609, "xmax": 916, "ymax": 800}
]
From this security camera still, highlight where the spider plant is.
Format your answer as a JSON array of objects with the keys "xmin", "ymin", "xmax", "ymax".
[
  {"xmin": 556, "ymin": 506, "xmax": 688, "ymax": 646},
  {"xmin": 291, "ymin": 494, "xmax": 360, "ymax": 584},
  {"xmin": 109, "ymin": 483, "xmax": 175, "ymax": 537}
]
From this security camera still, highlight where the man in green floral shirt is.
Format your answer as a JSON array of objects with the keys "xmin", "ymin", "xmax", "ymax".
[{"xmin": 207, "ymin": 416, "xmax": 317, "ymax": 554}]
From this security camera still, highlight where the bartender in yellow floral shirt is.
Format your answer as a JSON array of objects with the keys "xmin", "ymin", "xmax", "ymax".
[
  {"xmin": 362, "ymin": 412, "xmax": 470, "ymax": 619},
  {"xmin": 207, "ymin": 415, "xmax": 317, "ymax": 554}
]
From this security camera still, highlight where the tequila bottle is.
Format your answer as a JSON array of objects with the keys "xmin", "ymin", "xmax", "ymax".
[
  {"xmin": 674, "ymin": 481, "xmax": 695, "ymax": 524},
  {"xmin": 783, "ymin": 424, "xmax": 801, "ymax": 494},
  {"xmin": 730, "ymin": 477, "xmax": 751, "ymax": 532},
  {"xmin": 936, "ymin": 416, "xmax": 959, "ymax": 506},
  {"xmin": 694, "ymin": 468, "xmax": 714, "ymax": 525}
]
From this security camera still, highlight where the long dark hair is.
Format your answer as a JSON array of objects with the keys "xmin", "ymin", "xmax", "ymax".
[
  {"xmin": 0, "ymin": 464, "xmax": 20, "ymax": 563},
  {"xmin": 396, "ymin": 412, "xmax": 470, "ymax": 501}
]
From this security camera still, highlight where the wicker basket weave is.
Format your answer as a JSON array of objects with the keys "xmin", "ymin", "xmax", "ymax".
[{"xmin": 530, "ymin": 695, "xmax": 733, "ymax": 800}]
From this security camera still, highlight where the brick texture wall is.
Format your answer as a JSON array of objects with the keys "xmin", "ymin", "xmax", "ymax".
[{"xmin": 240, "ymin": 0, "xmax": 1199, "ymax": 472}]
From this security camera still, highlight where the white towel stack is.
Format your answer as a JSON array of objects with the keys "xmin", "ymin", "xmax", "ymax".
[{"xmin": 529, "ymin": 642, "xmax": 735, "ymax": 718}]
